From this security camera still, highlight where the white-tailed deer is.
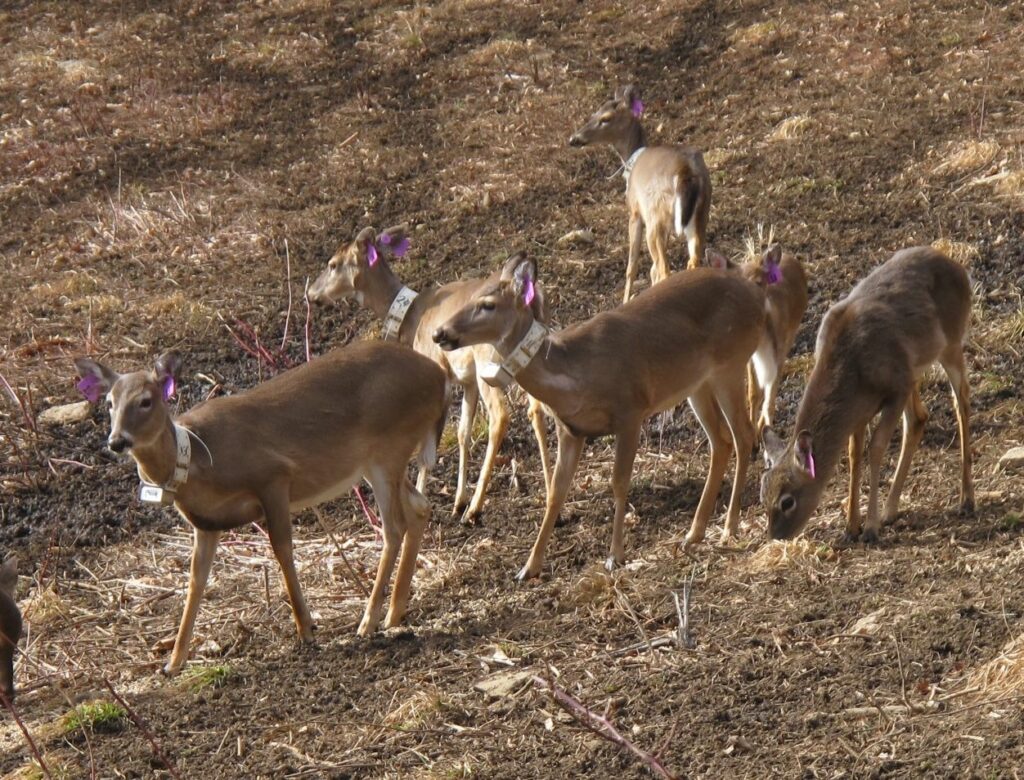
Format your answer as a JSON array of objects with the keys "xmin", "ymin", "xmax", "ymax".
[
  {"xmin": 706, "ymin": 245, "xmax": 809, "ymax": 436},
  {"xmin": 0, "ymin": 558, "xmax": 21, "ymax": 701},
  {"xmin": 75, "ymin": 341, "xmax": 448, "ymax": 674},
  {"xmin": 761, "ymin": 246, "xmax": 974, "ymax": 543},
  {"xmin": 308, "ymin": 224, "xmax": 553, "ymax": 520},
  {"xmin": 432, "ymin": 253, "xmax": 765, "ymax": 579},
  {"xmin": 569, "ymin": 84, "xmax": 712, "ymax": 302}
]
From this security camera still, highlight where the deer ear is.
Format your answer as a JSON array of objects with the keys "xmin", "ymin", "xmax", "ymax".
[
  {"xmin": 762, "ymin": 427, "xmax": 787, "ymax": 467},
  {"xmin": 617, "ymin": 84, "xmax": 643, "ymax": 117},
  {"xmin": 377, "ymin": 223, "xmax": 410, "ymax": 258},
  {"xmin": 354, "ymin": 226, "xmax": 378, "ymax": 265},
  {"xmin": 503, "ymin": 253, "xmax": 538, "ymax": 308},
  {"xmin": 74, "ymin": 357, "xmax": 118, "ymax": 403},
  {"xmin": 762, "ymin": 244, "xmax": 783, "ymax": 285},
  {"xmin": 794, "ymin": 429, "xmax": 816, "ymax": 478},
  {"xmin": 154, "ymin": 352, "xmax": 183, "ymax": 401},
  {"xmin": 705, "ymin": 249, "xmax": 731, "ymax": 271}
]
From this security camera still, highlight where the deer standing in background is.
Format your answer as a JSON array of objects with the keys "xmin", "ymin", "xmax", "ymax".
[
  {"xmin": 433, "ymin": 253, "xmax": 765, "ymax": 579},
  {"xmin": 761, "ymin": 247, "xmax": 974, "ymax": 543},
  {"xmin": 570, "ymin": 84, "xmax": 712, "ymax": 302},
  {"xmin": 0, "ymin": 558, "xmax": 21, "ymax": 702},
  {"xmin": 707, "ymin": 244, "xmax": 809, "ymax": 436},
  {"xmin": 308, "ymin": 224, "xmax": 553, "ymax": 520},
  {"xmin": 75, "ymin": 341, "xmax": 447, "ymax": 674}
]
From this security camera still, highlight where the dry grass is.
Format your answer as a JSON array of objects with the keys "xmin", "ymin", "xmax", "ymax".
[
  {"xmin": 742, "ymin": 223, "xmax": 777, "ymax": 262},
  {"xmin": 931, "ymin": 237, "xmax": 980, "ymax": 266},
  {"xmin": 960, "ymin": 632, "xmax": 1024, "ymax": 703},
  {"xmin": 731, "ymin": 20, "xmax": 781, "ymax": 47},
  {"xmin": 932, "ymin": 139, "xmax": 1000, "ymax": 175},
  {"xmin": 743, "ymin": 539, "xmax": 838, "ymax": 572},
  {"xmin": 768, "ymin": 115, "xmax": 814, "ymax": 142}
]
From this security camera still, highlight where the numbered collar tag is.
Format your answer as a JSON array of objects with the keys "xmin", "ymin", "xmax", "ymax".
[
  {"xmin": 382, "ymin": 286, "xmax": 419, "ymax": 341},
  {"xmin": 137, "ymin": 424, "xmax": 192, "ymax": 505},
  {"xmin": 479, "ymin": 320, "xmax": 549, "ymax": 389},
  {"xmin": 139, "ymin": 483, "xmax": 175, "ymax": 505},
  {"xmin": 622, "ymin": 146, "xmax": 646, "ymax": 187}
]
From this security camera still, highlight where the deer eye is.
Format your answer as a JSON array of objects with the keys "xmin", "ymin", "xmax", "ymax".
[
  {"xmin": 780, "ymin": 494, "xmax": 796, "ymax": 513},
  {"xmin": 480, "ymin": 300, "xmax": 496, "ymax": 312},
  {"xmin": 139, "ymin": 397, "xmax": 152, "ymax": 410}
]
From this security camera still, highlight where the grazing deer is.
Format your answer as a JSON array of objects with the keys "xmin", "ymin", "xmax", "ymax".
[
  {"xmin": 0, "ymin": 558, "xmax": 21, "ymax": 702},
  {"xmin": 760, "ymin": 246, "xmax": 974, "ymax": 543},
  {"xmin": 569, "ymin": 84, "xmax": 712, "ymax": 302},
  {"xmin": 308, "ymin": 224, "xmax": 553, "ymax": 520},
  {"xmin": 432, "ymin": 253, "xmax": 765, "ymax": 579},
  {"xmin": 75, "ymin": 341, "xmax": 448, "ymax": 674},
  {"xmin": 706, "ymin": 244, "xmax": 809, "ymax": 436}
]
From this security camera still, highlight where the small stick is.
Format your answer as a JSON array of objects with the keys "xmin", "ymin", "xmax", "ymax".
[
  {"xmin": 103, "ymin": 679, "xmax": 183, "ymax": 780},
  {"xmin": 352, "ymin": 485, "xmax": 382, "ymax": 540},
  {"xmin": 313, "ymin": 508, "xmax": 370, "ymax": 599},
  {"xmin": 280, "ymin": 238, "xmax": 293, "ymax": 353},
  {"xmin": 303, "ymin": 276, "xmax": 313, "ymax": 363},
  {"xmin": 263, "ymin": 564, "xmax": 271, "ymax": 610},
  {"xmin": 0, "ymin": 689, "xmax": 54, "ymax": 779},
  {"xmin": 532, "ymin": 675, "xmax": 677, "ymax": 780}
]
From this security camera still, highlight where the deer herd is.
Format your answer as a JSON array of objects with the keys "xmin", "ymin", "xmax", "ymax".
[{"xmin": 0, "ymin": 85, "xmax": 979, "ymax": 693}]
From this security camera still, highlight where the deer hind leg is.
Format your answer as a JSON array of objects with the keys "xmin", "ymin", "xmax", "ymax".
[
  {"xmin": 646, "ymin": 222, "xmax": 670, "ymax": 286},
  {"xmin": 941, "ymin": 345, "xmax": 975, "ymax": 514},
  {"xmin": 684, "ymin": 386, "xmax": 732, "ymax": 548},
  {"xmin": 358, "ymin": 472, "xmax": 404, "ymax": 636},
  {"xmin": 452, "ymin": 379, "xmax": 480, "ymax": 516},
  {"xmin": 883, "ymin": 387, "xmax": 929, "ymax": 524},
  {"xmin": 527, "ymin": 395, "xmax": 552, "ymax": 497},
  {"xmin": 746, "ymin": 361, "xmax": 762, "ymax": 434},
  {"xmin": 844, "ymin": 427, "xmax": 865, "ymax": 540},
  {"xmin": 863, "ymin": 399, "xmax": 906, "ymax": 543},
  {"xmin": 518, "ymin": 424, "xmax": 585, "ymax": 581},
  {"xmin": 384, "ymin": 478, "xmax": 431, "ymax": 629},
  {"xmin": 464, "ymin": 379, "xmax": 509, "ymax": 522},
  {"xmin": 165, "ymin": 527, "xmax": 220, "ymax": 675},
  {"xmin": 684, "ymin": 189, "xmax": 709, "ymax": 270},
  {"xmin": 711, "ymin": 371, "xmax": 755, "ymax": 539},
  {"xmin": 606, "ymin": 420, "xmax": 642, "ymax": 571},
  {"xmin": 624, "ymin": 213, "xmax": 644, "ymax": 303},
  {"xmin": 262, "ymin": 486, "xmax": 314, "ymax": 643}
]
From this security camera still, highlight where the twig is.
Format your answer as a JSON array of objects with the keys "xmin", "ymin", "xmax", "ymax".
[
  {"xmin": 103, "ymin": 679, "xmax": 183, "ymax": 780},
  {"xmin": 352, "ymin": 485, "xmax": 382, "ymax": 541},
  {"xmin": 0, "ymin": 689, "xmax": 54, "ymax": 779},
  {"xmin": 532, "ymin": 674, "xmax": 677, "ymax": 780},
  {"xmin": 673, "ymin": 573, "xmax": 696, "ymax": 649},
  {"xmin": 280, "ymin": 239, "xmax": 293, "ymax": 353},
  {"xmin": 303, "ymin": 276, "xmax": 313, "ymax": 363},
  {"xmin": 312, "ymin": 508, "xmax": 370, "ymax": 599},
  {"xmin": 892, "ymin": 632, "xmax": 912, "ymax": 710}
]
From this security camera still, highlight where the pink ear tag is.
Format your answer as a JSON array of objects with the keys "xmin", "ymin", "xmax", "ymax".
[
  {"xmin": 161, "ymin": 375, "xmax": 176, "ymax": 401},
  {"xmin": 765, "ymin": 262, "xmax": 783, "ymax": 285},
  {"xmin": 77, "ymin": 375, "xmax": 102, "ymax": 403},
  {"xmin": 630, "ymin": 97, "xmax": 644, "ymax": 118},
  {"xmin": 392, "ymin": 237, "xmax": 410, "ymax": 257},
  {"xmin": 523, "ymin": 278, "xmax": 536, "ymax": 307},
  {"xmin": 366, "ymin": 243, "xmax": 379, "ymax": 266},
  {"xmin": 806, "ymin": 452, "xmax": 816, "ymax": 479}
]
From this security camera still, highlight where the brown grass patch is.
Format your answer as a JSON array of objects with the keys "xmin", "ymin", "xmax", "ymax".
[
  {"xmin": 960, "ymin": 632, "xmax": 1024, "ymax": 704},
  {"xmin": 932, "ymin": 140, "xmax": 1000, "ymax": 175},
  {"xmin": 744, "ymin": 539, "xmax": 838, "ymax": 572},
  {"xmin": 931, "ymin": 237, "xmax": 980, "ymax": 266},
  {"xmin": 731, "ymin": 20, "xmax": 781, "ymax": 47},
  {"xmin": 768, "ymin": 115, "xmax": 814, "ymax": 142}
]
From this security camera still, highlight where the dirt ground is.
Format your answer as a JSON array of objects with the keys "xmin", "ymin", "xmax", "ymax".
[{"xmin": 2, "ymin": 0, "xmax": 1024, "ymax": 777}]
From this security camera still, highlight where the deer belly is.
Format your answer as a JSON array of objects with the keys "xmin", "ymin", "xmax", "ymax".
[{"xmin": 289, "ymin": 471, "xmax": 361, "ymax": 512}]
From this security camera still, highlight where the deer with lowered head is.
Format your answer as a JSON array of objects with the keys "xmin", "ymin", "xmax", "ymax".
[
  {"xmin": 432, "ymin": 252, "xmax": 766, "ymax": 579},
  {"xmin": 0, "ymin": 557, "xmax": 21, "ymax": 702},
  {"xmin": 760, "ymin": 246, "xmax": 974, "ymax": 543},
  {"xmin": 569, "ymin": 84, "xmax": 712, "ymax": 302},
  {"xmin": 706, "ymin": 244, "xmax": 809, "ymax": 436},
  {"xmin": 308, "ymin": 224, "xmax": 552, "ymax": 520},
  {"xmin": 75, "ymin": 341, "xmax": 447, "ymax": 674}
]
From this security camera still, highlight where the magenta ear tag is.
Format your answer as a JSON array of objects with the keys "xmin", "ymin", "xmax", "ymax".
[
  {"xmin": 392, "ymin": 237, "xmax": 410, "ymax": 257},
  {"xmin": 630, "ymin": 97, "xmax": 644, "ymax": 118},
  {"xmin": 765, "ymin": 263, "xmax": 783, "ymax": 285},
  {"xmin": 523, "ymin": 278, "xmax": 536, "ymax": 307},
  {"xmin": 161, "ymin": 375, "xmax": 176, "ymax": 401},
  {"xmin": 806, "ymin": 452, "xmax": 816, "ymax": 479},
  {"xmin": 366, "ymin": 243, "xmax": 379, "ymax": 266},
  {"xmin": 77, "ymin": 375, "xmax": 102, "ymax": 403}
]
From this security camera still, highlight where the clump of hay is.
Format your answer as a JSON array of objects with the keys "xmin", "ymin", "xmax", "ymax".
[
  {"xmin": 382, "ymin": 685, "xmax": 447, "ymax": 729},
  {"xmin": 931, "ymin": 237, "xmax": 980, "ymax": 266},
  {"xmin": 932, "ymin": 139, "xmax": 999, "ymax": 175},
  {"xmin": 959, "ymin": 633, "xmax": 1024, "ymax": 703},
  {"xmin": 768, "ymin": 115, "xmax": 814, "ymax": 142},
  {"xmin": 731, "ymin": 20, "xmax": 780, "ymax": 47},
  {"xmin": 742, "ymin": 223, "xmax": 777, "ymax": 262},
  {"xmin": 745, "ymin": 539, "xmax": 838, "ymax": 572},
  {"xmin": 993, "ymin": 169, "xmax": 1024, "ymax": 202}
]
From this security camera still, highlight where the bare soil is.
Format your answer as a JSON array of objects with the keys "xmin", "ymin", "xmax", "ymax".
[{"xmin": 2, "ymin": 1, "xmax": 1023, "ymax": 778}]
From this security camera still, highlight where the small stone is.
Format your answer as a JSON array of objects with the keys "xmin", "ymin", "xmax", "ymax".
[
  {"xmin": 557, "ymin": 228, "xmax": 595, "ymax": 246},
  {"xmin": 473, "ymin": 669, "xmax": 532, "ymax": 699},
  {"xmin": 38, "ymin": 401, "xmax": 91, "ymax": 426},
  {"xmin": 997, "ymin": 447, "xmax": 1024, "ymax": 471}
]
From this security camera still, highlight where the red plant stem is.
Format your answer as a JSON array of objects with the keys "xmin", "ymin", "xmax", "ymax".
[
  {"xmin": 0, "ymin": 689, "xmax": 53, "ymax": 779},
  {"xmin": 102, "ymin": 680, "xmax": 183, "ymax": 780},
  {"xmin": 352, "ymin": 485, "xmax": 382, "ymax": 541}
]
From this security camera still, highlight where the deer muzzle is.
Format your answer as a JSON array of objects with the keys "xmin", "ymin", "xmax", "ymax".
[{"xmin": 432, "ymin": 326, "xmax": 459, "ymax": 351}]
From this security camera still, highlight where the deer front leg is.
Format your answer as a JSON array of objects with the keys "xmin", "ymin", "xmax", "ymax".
[
  {"xmin": 518, "ymin": 425, "xmax": 585, "ymax": 581},
  {"xmin": 526, "ymin": 395, "xmax": 552, "ymax": 496},
  {"xmin": 624, "ymin": 213, "xmax": 644, "ymax": 303},
  {"xmin": 863, "ymin": 400, "xmax": 905, "ymax": 543},
  {"xmin": 453, "ymin": 379, "xmax": 480, "ymax": 516},
  {"xmin": 844, "ymin": 428, "xmax": 865, "ymax": 541},
  {"xmin": 262, "ymin": 487, "xmax": 314, "ymax": 643},
  {"xmin": 464, "ymin": 379, "xmax": 509, "ymax": 522},
  {"xmin": 165, "ymin": 527, "xmax": 220, "ymax": 675},
  {"xmin": 607, "ymin": 422, "xmax": 642, "ymax": 571},
  {"xmin": 941, "ymin": 346, "xmax": 974, "ymax": 515}
]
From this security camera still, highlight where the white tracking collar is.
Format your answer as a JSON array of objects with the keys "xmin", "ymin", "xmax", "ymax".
[
  {"xmin": 479, "ymin": 320, "xmax": 549, "ymax": 389},
  {"xmin": 382, "ymin": 286, "xmax": 419, "ymax": 341},
  {"xmin": 138, "ymin": 424, "xmax": 191, "ymax": 505},
  {"xmin": 622, "ymin": 146, "xmax": 646, "ymax": 186}
]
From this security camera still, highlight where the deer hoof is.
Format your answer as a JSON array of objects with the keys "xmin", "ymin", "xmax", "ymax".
[
  {"xmin": 959, "ymin": 498, "xmax": 975, "ymax": 516},
  {"xmin": 861, "ymin": 528, "xmax": 879, "ymax": 545},
  {"xmin": 515, "ymin": 563, "xmax": 541, "ymax": 582},
  {"xmin": 604, "ymin": 555, "xmax": 623, "ymax": 572}
]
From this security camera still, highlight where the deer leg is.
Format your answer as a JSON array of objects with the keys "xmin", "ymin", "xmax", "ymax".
[
  {"xmin": 746, "ymin": 361, "xmax": 761, "ymax": 434},
  {"xmin": 883, "ymin": 387, "xmax": 929, "ymax": 523},
  {"xmin": 624, "ymin": 213, "xmax": 643, "ymax": 303},
  {"xmin": 712, "ymin": 373, "xmax": 755, "ymax": 540},
  {"xmin": 646, "ymin": 223, "xmax": 669, "ymax": 286},
  {"xmin": 527, "ymin": 395, "xmax": 552, "ymax": 497},
  {"xmin": 518, "ymin": 424, "xmax": 585, "ymax": 581},
  {"xmin": 684, "ymin": 387, "xmax": 732, "ymax": 548},
  {"xmin": 464, "ymin": 379, "xmax": 508, "ymax": 521},
  {"xmin": 358, "ymin": 474, "xmax": 404, "ymax": 636},
  {"xmin": 863, "ymin": 401, "xmax": 905, "ymax": 543},
  {"xmin": 607, "ymin": 421, "xmax": 642, "ymax": 571},
  {"xmin": 384, "ymin": 478, "xmax": 431, "ymax": 629},
  {"xmin": 165, "ymin": 527, "xmax": 220, "ymax": 675},
  {"xmin": 452, "ymin": 380, "xmax": 479, "ymax": 516},
  {"xmin": 685, "ymin": 193, "xmax": 709, "ymax": 270},
  {"xmin": 844, "ymin": 428, "xmax": 865, "ymax": 541},
  {"xmin": 262, "ymin": 487, "xmax": 314, "ymax": 643},
  {"xmin": 941, "ymin": 345, "xmax": 975, "ymax": 515}
]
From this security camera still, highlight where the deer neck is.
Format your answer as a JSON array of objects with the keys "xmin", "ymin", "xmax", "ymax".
[
  {"xmin": 497, "ymin": 322, "xmax": 582, "ymax": 412},
  {"xmin": 613, "ymin": 122, "xmax": 647, "ymax": 165},
  {"xmin": 130, "ymin": 416, "xmax": 183, "ymax": 490},
  {"xmin": 362, "ymin": 260, "xmax": 408, "ymax": 321}
]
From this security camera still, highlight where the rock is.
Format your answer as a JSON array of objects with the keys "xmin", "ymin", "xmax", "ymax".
[
  {"xmin": 557, "ymin": 228, "xmax": 595, "ymax": 246},
  {"xmin": 38, "ymin": 401, "xmax": 91, "ymax": 427},
  {"xmin": 473, "ymin": 669, "xmax": 532, "ymax": 699},
  {"xmin": 997, "ymin": 447, "xmax": 1024, "ymax": 471}
]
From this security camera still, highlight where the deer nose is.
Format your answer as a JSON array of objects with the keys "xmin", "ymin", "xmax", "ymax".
[
  {"xmin": 568, "ymin": 134, "xmax": 586, "ymax": 147},
  {"xmin": 432, "ymin": 326, "xmax": 458, "ymax": 350},
  {"xmin": 108, "ymin": 435, "xmax": 130, "ymax": 453}
]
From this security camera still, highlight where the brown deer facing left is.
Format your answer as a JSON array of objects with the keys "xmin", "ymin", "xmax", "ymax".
[
  {"xmin": 760, "ymin": 246, "xmax": 974, "ymax": 543},
  {"xmin": 570, "ymin": 84, "xmax": 712, "ymax": 302},
  {"xmin": 76, "ymin": 341, "xmax": 447, "ymax": 674}
]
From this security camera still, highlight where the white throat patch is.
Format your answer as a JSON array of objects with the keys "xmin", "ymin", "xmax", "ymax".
[
  {"xmin": 382, "ymin": 286, "xmax": 419, "ymax": 341},
  {"xmin": 479, "ymin": 320, "xmax": 549, "ymax": 389},
  {"xmin": 138, "ymin": 424, "xmax": 191, "ymax": 505}
]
